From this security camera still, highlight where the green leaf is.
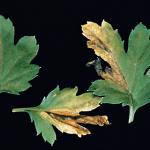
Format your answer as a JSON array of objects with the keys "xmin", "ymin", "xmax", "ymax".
[
  {"xmin": 12, "ymin": 86, "xmax": 109, "ymax": 145},
  {"xmin": 82, "ymin": 21, "xmax": 150, "ymax": 123},
  {"xmin": 0, "ymin": 15, "xmax": 40, "ymax": 94}
]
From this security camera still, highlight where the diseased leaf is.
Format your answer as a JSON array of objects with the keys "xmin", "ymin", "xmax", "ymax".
[
  {"xmin": 0, "ymin": 16, "xmax": 40, "ymax": 94},
  {"xmin": 39, "ymin": 86, "xmax": 101, "ymax": 116},
  {"xmin": 12, "ymin": 86, "xmax": 109, "ymax": 145},
  {"xmin": 82, "ymin": 20, "xmax": 150, "ymax": 123}
]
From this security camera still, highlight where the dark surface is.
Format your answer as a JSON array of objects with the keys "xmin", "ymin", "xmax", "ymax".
[{"xmin": 0, "ymin": 0, "xmax": 150, "ymax": 149}]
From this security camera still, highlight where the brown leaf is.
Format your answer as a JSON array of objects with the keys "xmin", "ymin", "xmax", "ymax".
[
  {"xmin": 39, "ymin": 111, "xmax": 109, "ymax": 137},
  {"xmin": 39, "ymin": 112, "xmax": 90, "ymax": 137},
  {"xmin": 75, "ymin": 115, "xmax": 110, "ymax": 126},
  {"xmin": 82, "ymin": 21, "xmax": 128, "ymax": 90}
]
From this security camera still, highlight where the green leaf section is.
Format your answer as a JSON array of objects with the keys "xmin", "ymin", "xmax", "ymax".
[
  {"xmin": 0, "ymin": 16, "xmax": 40, "ymax": 94},
  {"xmin": 29, "ymin": 111, "xmax": 56, "ymax": 145},
  {"xmin": 13, "ymin": 86, "xmax": 109, "ymax": 145},
  {"xmin": 89, "ymin": 80, "xmax": 129, "ymax": 104},
  {"xmin": 82, "ymin": 21, "xmax": 150, "ymax": 123}
]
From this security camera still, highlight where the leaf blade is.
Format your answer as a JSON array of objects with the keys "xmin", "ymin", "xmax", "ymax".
[
  {"xmin": 83, "ymin": 20, "xmax": 150, "ymax": 123},
  {"xmin": 0, "ymin": 16, "xmax": 40, "ymax": 94},
  {"xmin": 13, "ymin": 87, "xmax": 109, "ymax": 145}
]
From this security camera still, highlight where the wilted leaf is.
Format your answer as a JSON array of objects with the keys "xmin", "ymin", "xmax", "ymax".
[
  {"xmin": 82, "ymin": 21, "xmax": 150, "ymax": 123},
  {"xmin": 0, "ymin": 15, "xmax": 40, "ymax": 94},
  {"xmin": 12, "ymin": 86, "xmax": 109, "ymax": 145}
]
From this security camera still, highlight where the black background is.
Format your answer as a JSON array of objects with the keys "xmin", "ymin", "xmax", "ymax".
[{"xmin": 0, "ymin": 0, "xmax": 150, "ymax": 150}]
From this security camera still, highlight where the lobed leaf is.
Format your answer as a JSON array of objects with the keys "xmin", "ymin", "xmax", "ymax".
[
  {"xmin": 12, "ymin": 86, "xmax": 109, "ymax": 145},
  {"xmin": 0, "ymin": 16, "xmax": 40, "ymax": 94},
  {"xmin": 82, "ymin": 21, "xmax": 150, "ymax": 123}
]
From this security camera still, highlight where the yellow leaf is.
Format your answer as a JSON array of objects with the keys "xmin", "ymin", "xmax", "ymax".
[{"xmin": 82, "ymin": 21, "xmax": 127, "ymax": 90}]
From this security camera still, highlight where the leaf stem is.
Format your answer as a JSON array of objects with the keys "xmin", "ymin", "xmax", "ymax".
[
  {"xmin": 128, "ymin": 106, "xmax": 136, "ymax": 123},
  {"xmin": 12, "ymin": 107, "xmax": 40, "ymax": 113}
]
